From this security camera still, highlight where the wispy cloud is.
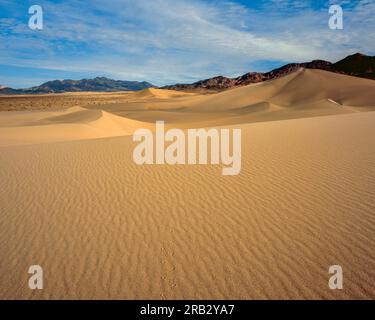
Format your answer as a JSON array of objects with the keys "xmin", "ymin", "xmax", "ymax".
[{"xmin": 0, "ymin": 0, "xmax": 374, "ymax": 87}]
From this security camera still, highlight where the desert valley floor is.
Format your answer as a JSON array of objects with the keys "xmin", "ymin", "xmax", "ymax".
[{"xmin": 0, "ymin": 69, "xmax": 375, "ymax": 299}]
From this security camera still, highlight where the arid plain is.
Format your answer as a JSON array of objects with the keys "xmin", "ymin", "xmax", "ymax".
[{"xmin": 1, "ymin": 69, "xmax": 375, "ymax": 299}]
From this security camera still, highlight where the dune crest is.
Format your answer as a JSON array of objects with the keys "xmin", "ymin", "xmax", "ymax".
[
  {"xmin": 0, "ymin": 106, "xmax": 152, "ymax": 146},
  {"xmin": 135, "ymin": 87, "xmax": 196, "ymax": 99}
]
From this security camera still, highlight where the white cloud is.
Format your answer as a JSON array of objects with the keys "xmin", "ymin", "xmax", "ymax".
[{"xmin": 1, "ymin": 0, "xmax": 374, "ymax": 86}]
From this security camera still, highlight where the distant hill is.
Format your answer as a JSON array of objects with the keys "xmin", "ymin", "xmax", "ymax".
[
  {"xmin": 331, "ymin": 53, "xmax": 375, "ymax": 80},
  {"xmin": 0, "ymin": 77, "xmax": 155, "ymax": 94},
  {"xmin": 163, "ymin": 53, "xmax": 375, "ymax": 91}
]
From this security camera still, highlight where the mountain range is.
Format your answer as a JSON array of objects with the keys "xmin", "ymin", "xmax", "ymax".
[
  {"xmin": 1, "ymin": 53, "xmax": 374, "ymax": 94},
  {"xmin": 0, "ymin": 77, "xmax": 155, "ymax": 94}
]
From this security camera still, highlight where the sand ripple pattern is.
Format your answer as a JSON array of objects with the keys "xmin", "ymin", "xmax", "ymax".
[{"xmin": 0, "ymin": 112, "xmax": 375, "ymax": 299}]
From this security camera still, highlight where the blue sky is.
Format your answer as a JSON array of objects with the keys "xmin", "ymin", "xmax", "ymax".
[{"xmin": 0, "ymin": 0, "xmax": 374, "ymax": 88}]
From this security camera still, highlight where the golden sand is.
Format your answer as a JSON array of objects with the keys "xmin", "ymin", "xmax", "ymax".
[{"xmin": 0, "ymin": 69, "xmax": 374, "ymax": 299}]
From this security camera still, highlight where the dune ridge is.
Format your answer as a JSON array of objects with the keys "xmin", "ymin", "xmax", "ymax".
[{"xmin": 0, "ymin": 106, "xmax": 152, "ymax": 147}]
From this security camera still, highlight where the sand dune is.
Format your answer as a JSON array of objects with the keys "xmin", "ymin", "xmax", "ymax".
[
  {"xmin": 134, "ymin": 87, "xmax": 196, "ymax": 99},
  {"xmin": 94, "ymin": 69, "xmax": 375, "ymax": 126},
  {"xmin": 0, "ymin": 69, "xmax": 375, "ymax": 299},
  {"xmin": 0, "ymin": 106, "xmax": 152, "ymax": 146},
  {"xmin": 2, "ymin": 69, "xmax": 375, "ymax": 142},
  {"xmin": 0, "ymin": 112, "xmax": 375, "ymax": 299}
]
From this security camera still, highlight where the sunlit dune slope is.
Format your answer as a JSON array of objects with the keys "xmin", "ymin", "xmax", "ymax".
[
  {"xmin": 0, "ymin": 106, "xmax": 152, "ymax": 146},
  {"xmin": 0, "ymin": 112, "xmax": 375, "ymax": 299}
]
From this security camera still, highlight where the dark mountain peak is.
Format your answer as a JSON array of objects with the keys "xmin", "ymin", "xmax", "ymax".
[
  {"xmin": 338, "ymin": 53, "xmax": 371, "ymax": 62},
  {"xmin": 332, "ymin": 52, "xmax": 375, "ymax": 80},
  {"xmin": 350, "ymin": 52, "xmax": 368, "ymax": 58}
]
